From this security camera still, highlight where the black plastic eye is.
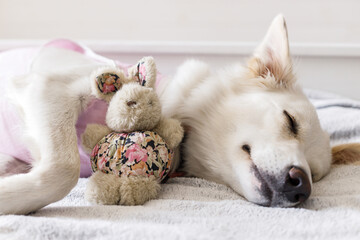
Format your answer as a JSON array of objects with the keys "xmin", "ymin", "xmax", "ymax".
[{"xmin": 242, "ymin": 144, "xmax": 251, "ymax": 155}]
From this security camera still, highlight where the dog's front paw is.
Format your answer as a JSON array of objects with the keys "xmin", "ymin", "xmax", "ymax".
[
  {"xmin": 119, "ymin": 175, "xmax": 160, "ymax": 205},
  {"xmin": 85, "ymin": 171, "xmax": 122, "ymax": 205},
  {"xmin": 311, "ymin": 172, "xmax": 324, "ymax": 183},
  {"xmin": 310, "ymin": 161, "xmax": 331, "ymax": 182}
]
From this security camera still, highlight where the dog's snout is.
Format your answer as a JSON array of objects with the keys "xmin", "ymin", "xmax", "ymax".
[{"xmin": 283, "ymin": 167, "xmax": 311, "ymax": 204}]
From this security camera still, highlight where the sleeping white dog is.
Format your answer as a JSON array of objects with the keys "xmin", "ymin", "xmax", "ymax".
[{"xmin": 0, "ymin": 15, "xmax": 359, "ymax": 214}]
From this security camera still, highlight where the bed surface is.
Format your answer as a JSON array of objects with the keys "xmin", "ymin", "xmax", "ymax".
[{"xmin": 1, "ymin": 165, "xmax": 360, "ymax": 240}]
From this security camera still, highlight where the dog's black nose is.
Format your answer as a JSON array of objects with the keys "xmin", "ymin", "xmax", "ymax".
[{"xmin": 283, "ymin": 167, "xmax": 311, "ymax": 204}]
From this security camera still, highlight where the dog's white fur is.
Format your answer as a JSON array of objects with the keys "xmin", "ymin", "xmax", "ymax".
[
  {"xmin": 0, "ymin": 15, "xmax": 358, "ymax": 214},
  {"xmin": 161, "ymin": 15, "xmax": 332, "ymax": 207},
  {"xmin": 0, "ymin": 49, "xmax": 105, "ymax": 214}
]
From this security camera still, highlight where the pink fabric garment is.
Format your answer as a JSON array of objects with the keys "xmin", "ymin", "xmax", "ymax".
[
  {"xmin": 0, "ymin": 48, "xmax": 40, "ymax": 166},
  {"xmin": 0, "ymin": 39, "xmax": 163, "ymax": 177}
]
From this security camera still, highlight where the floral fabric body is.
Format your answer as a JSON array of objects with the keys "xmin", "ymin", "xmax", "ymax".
[{"xmin": 90, "ymin": 131, "xmax": 173, "ymax": 182}]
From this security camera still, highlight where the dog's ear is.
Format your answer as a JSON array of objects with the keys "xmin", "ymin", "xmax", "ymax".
[
  {"xmin": 90, "ymin": 67, "xmax": 126, "ymax": 102},
  {"xmin": 128, "ymin": 56, "xmax": 157, "ymax": 89},
  {"xmin": 248, "ymin": 14, "xmax": 294, "ymax": 88},
  {"xmin": 332, "ymin": 143, "xmax": 360, "ymax": 165}
]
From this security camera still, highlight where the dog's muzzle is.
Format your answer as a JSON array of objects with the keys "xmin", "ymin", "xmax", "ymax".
[{"xmin": 253, "ymin": 165, "xmax": 311, "ymax": 207}]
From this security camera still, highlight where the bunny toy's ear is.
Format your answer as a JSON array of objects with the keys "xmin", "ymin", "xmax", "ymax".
[
  {"xmin": 90, "ymin": 67, "xmax": 126, "ymax": 102},
  {"xmin": 128, "ymin": 56, "xmax": 157, "ymax": 88}
]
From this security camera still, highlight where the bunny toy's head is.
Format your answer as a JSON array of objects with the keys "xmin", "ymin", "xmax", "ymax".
[{"xmin": 90, "ymin": 57, "xmax": 161, "ymax": 132}]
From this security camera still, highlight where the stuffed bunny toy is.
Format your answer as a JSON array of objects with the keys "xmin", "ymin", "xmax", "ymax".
[{"xmin": 81, "ymin": 57, "xmax": 184, "ymax": 205}]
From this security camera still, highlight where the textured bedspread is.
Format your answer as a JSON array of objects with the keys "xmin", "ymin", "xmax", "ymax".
[
  {"xmin": 0, "ymin": 90, "xmax": 360, "ymax": 240},
  {"xmin": 306, "ymin": 89, "xmax": 360, "ymax": 146}
]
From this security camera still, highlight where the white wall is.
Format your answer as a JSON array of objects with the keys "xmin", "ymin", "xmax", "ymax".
[
  {"xmin": 1, "ymin": 0, "xmax": 359, "ymax": 43},
  {"xmin": 0, "ymin": 0, "xmax": 359, "ymax": 98}
]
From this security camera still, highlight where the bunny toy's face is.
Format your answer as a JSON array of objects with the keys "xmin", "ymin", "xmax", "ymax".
[{"xmin": 106, "ymin": 83, "xmax": 161, "ymax": 133}]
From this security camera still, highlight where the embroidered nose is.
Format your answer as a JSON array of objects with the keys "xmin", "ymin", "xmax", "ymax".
[
  {"xmin": 283, "ymin": 167, "xmax": 311, "ymax": 204},
  {"xmin": 127, "ymin": 101, "xmax": 137, "ymax": 107}
]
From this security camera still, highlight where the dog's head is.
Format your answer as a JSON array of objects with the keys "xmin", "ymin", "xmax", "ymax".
[{"xmin": 180, "ymin": 15, "xmax": 333, "ymax": 207}]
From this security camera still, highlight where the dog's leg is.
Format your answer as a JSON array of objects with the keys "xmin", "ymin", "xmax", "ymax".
[
  {"xmin": 0, "ymin": 73, "xmax": 90, "ymax": 215},
  {"xmin": 158, "ymin": 60, "xmax": 210, "ymax": 173},
  {"xmin": 160, "ymin": 60, "xmax": 210, "ymax": 118}
]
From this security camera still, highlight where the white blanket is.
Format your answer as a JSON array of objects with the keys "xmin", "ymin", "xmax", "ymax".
[{"xmin": 1, "ymin": 165, "xmax": 360, "ymax": 240}]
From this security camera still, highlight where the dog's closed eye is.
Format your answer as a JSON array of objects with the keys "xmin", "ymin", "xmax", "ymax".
[{"xmin": 283, "ymin": 110, "xmax": 298, "ymax": 136}]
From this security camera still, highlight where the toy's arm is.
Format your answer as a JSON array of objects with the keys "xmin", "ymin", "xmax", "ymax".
[
  {"xmin": 81, "ymin": 124, "xmax": 112, "ymax": 154},
  {"xmin": 154, "ymin": 118, "xmax": 184, "ymax": 149}
]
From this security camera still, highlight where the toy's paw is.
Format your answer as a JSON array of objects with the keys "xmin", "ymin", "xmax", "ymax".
[
  {"xmin": 85, "ymin": 171, "xmax": 122, "ymax": 205},
  {"xmin": 119, "ymin": 175, "xmax": 160, "ymax": 205},
  {"xmin": 155, "ymin": 118, "xmax": 184, "ymax": 149},
  {"xmin": 81, "ymin": 124, "xmax": 111, "ymax": 154},
  {"xmin": 167, "ymin": 119, "xmax": 184, "ymax": 149},
  {"xmin": 128, "ymin": 57, "xmax": 157, "ymax": 88},
  {"xmin": 81, "ymin": 124, "xmax": 98, "ymax": 154},
  {"xmin": 309, "ymin": 158, "xmax": 331, "ymax": 182}
]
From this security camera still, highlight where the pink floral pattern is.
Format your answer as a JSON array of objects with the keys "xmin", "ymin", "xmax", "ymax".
[
  {"xmin": 96, "ymin": 73, "xmax": 122, "ymax": 94},
  {"xmin": 90, "ymin": 131, "xmax": 173, "ymax": 182},
  {"xmin": 137, "ymin": 61, "xmax": 147, "ymax": 86},
  {"xmin": 125, "ymin": 144, "xmax": 148, "ymax": 163}
]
